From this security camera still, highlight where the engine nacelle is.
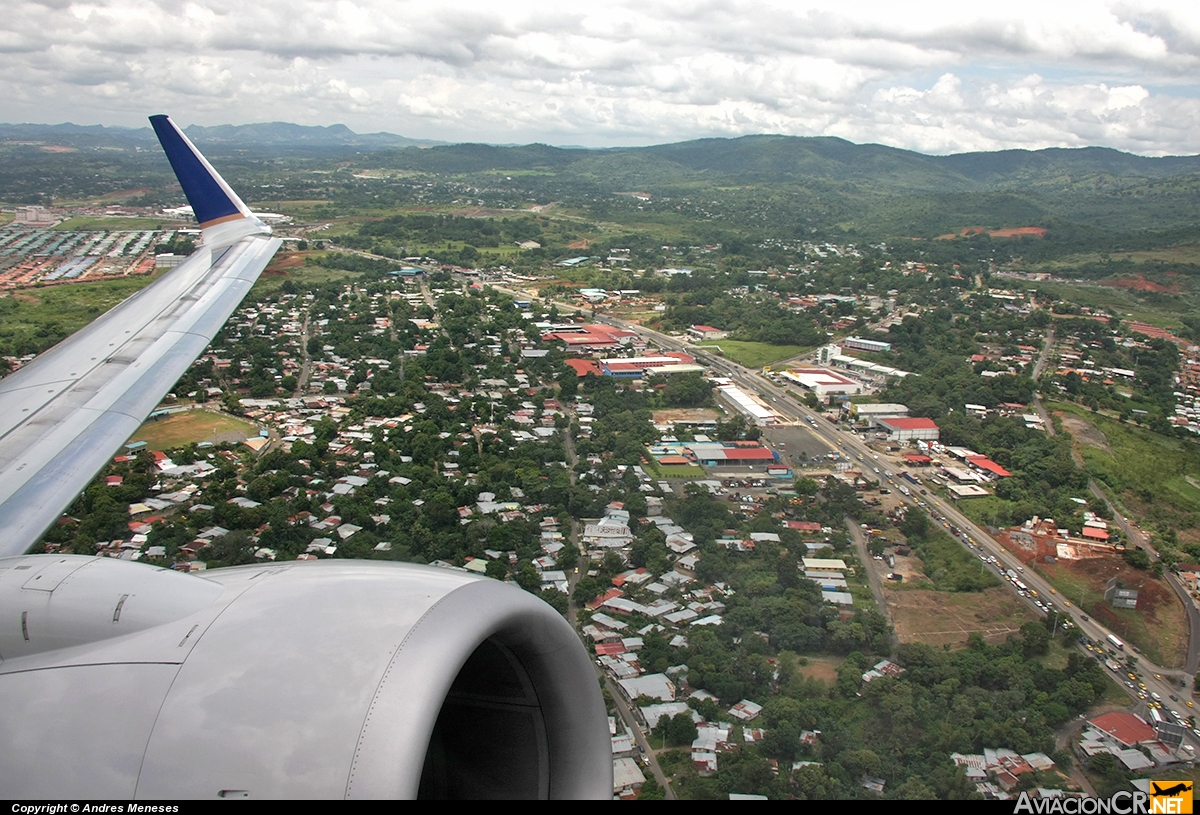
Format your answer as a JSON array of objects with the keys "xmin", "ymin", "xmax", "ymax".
[{"xmin": 0, "ymin": 555, "xmax": 611, "ymax": 799}]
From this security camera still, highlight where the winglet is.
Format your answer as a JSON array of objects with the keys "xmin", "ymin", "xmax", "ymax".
[{"xmin": 150, "ymin": 114, "xmax": 269, "ymax": 243}]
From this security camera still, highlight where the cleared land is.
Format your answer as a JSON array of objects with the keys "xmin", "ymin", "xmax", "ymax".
[
  {"xmin": 52, "ymin": 216, "xmax": 168, "ymax": 231},
  {"xmin": 1058, "ymin": 413, "xmax": 1112, "ymax": 455},
  {"xmin": 1020, "ymin": 279, "xmax": 1193, "ymax": 330},
  {"xmin": 791, "ymin": 655, "xmax": 844, "ymax": 684},
  {"xmin": 128, "ymin": 409, "xmax": 258, "ymax": 450},
  {"xmin": 1034, "ymin": 557, "xmax": 1188, "ymax": 668},
  {"xmin": 651, "ymin": 408, "xmax": 721, "ymax": 426},
  {"xmin": 886, "ymin": 585, "xmax": 1037, "ymax": 648}
]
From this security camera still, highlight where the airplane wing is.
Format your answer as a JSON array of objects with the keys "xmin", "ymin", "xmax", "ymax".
[
  {"xmin": 0, "ymin": 115, "xmax": 281, "ymax": 558},
  {"xmin": 0, "ymin": 116, "xmax": 611, "ymax": 800}
]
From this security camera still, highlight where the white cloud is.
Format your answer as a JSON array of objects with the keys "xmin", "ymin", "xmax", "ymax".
[{"xmin": 0, "ymin": 0, "xmax": 1197, "ymax": 154}]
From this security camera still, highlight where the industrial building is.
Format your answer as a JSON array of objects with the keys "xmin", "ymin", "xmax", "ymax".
[
  {"xmin": 599, "ymin": 353, "xmax": 698, "ymax": 378},
  {"xmin": 877, "ymin": 417, "xmax": 940, "ymax": 442},
  {"xmin": 848, "ymin": 403, "xmax": 909, "ymax": 425},
  {"xmin": 842, "ymin": 337, "xmax": 892, "ymax": 353},
  {"xmin": 713, "ymin": 381, "xmax": 779, "ymax": 424},
  {"xmin": 780, "ymin": 367, "xmax": 863, "ymax": 397}
]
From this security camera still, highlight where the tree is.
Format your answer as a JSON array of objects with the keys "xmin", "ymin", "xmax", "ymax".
[
  {"xmin": 485, "ymin": 558, "xmax": 507, "ymax": 581},
  {"xmin": 656, "ymin": 712, "xmax": 697, "ymax": 747},
  {"xmin": 515, "ymin": 562, "xmax": 541, "ymax": 593},
  {"xmin": 638, "ymin": 777, "xmax": 666, "ymax": 800}
]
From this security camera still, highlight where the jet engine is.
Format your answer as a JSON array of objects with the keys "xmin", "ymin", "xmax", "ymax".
[{"xmin": 0, "ymin": 555, "xmax": 612, "ymax": 799}]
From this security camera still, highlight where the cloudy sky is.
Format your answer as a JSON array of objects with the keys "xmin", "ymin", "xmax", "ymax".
[{"xmin": 3, "ymin": 0, "xmax": 1199, "ymax": 155}]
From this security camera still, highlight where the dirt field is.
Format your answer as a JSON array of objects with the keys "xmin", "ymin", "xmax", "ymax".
[
  {"xmin": 262, "ymin": 251, "xmax": 307, "ymax": 277},
  {"xmin": 128, "ymin": 409, "xmax": 258, "ymax": 450},
  {"xmin": 937, "ymin": 226, "xmax": 1047, "ymax": 240},
  {"xmin": 1058, "ymin": 413, "xmax": 1112, "ymax": 454},
  {"xmin": 888, "ymin": 554, "xmax": 933, "ymax": 585},
  {"xmin": 886, "ymin": 586, "xmax": 1038, "ymax": 648},
  {"xmin": 651, "ymin": 408, "xmax": 721, "ymax": 425},
  {"xmin": 793, "ymin": 655, "xmax": 844, "ymax": 684}
]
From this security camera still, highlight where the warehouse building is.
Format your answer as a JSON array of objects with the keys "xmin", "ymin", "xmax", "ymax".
[
  {"xmin": 878, "ymin": 417, "xmax": 940, "ymax": 442},
  {"xmin": 781, "ymin": 367, "xmax": 863, "ymax": 397},
  {"xmin": 842, "ymin": 337, "xmax": 892, "ymax": 353}
]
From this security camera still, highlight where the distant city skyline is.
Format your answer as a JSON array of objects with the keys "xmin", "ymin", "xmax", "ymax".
[{"xmin": 3, "ymin": 0, "xmax": 1199, "ymax": 156}]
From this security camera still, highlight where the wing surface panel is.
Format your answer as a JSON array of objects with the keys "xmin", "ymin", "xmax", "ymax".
[{"xmin": 0, "ymin": 123, "xmax": 281, "ymax": 557}]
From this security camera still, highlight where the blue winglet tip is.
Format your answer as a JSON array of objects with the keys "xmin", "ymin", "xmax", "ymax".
[{"xmin": 150, "ymin": 114, "xmax": 243, "ymax": 227}]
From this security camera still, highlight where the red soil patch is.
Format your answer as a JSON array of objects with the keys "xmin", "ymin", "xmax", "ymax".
[
  {"xmin": 936, "ymin": 226, "xmax": 1047, "ymax": 240},
  {"xmin": 989, "ymin": 227, "xmax": 1047, "ymax": 238},
  {"xmin": 567, "ymin": 239, "xmax": 590, "ymax": 250},
  {"xmin": 262, "ymin": 252, "xmax": 306, "ymax": 277},
  {"xmin": 1099, "ymin": 274, "xmax": 1182, "ymax": 294}
]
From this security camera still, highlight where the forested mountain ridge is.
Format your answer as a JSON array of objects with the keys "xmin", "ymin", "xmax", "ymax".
[{"xmin": 3, "ymin": 121, "xmax": 1199, "ymax": 238}]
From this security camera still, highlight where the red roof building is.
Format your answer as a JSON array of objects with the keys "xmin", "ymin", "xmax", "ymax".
[
  {"xmin": 1089, "ymin": 712, "xmax": 1157, "ymax": 747},
  {"xmin": 878, "ymin": 417, "xmax": 940, "ymax": 442},
  {"xmin": 565, "ymin": 358, "xmax": 601, "ymax": 377},
  {"xmin": 1081, "ymin": 526, "xmax": 1110, "ymax": 541},
  {"xmin": 595, "ymin": 642, "xmax": 628, "ymax": 656},
  {"xmin": 966, "ymin": 456, "xmax": 1012, "ymax": 477}
]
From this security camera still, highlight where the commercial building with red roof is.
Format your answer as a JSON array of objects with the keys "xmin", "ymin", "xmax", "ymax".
[
  {"xmin": 1088, "ymin": 712, "xmax": 1157, "ymax": 748},
  {"xmin": 878, "ymin": 417, "xmax": 940, "ymax": 442},
  {"xmin": 966, "ymin": 456, "xmax": 1012, "ymax": 477},
  {"xmin": 600, "ymin": 353, "xmax": 697, "ymax": 378},
  {"xmin": 543, "ymin": 323, "xmax": 639, "ymax": 352}
]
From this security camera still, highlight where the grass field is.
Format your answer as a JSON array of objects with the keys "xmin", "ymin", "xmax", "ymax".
[
  {"xmin": 251, "ymin": 251, "xmax": 368, "ymax": 295},
  {"xmin": 695, "ymin": 340, "xmax": 808, "ymax": 368},
  {"xmin": 1033, "ymin": 244, "xmax": 1200, "ymax": 270},
  {"xmin": 52, "ymin": 216, "xmax": 169, "ymax": 231},
  {"xmin": 1048, "ymin": 401, "xmax": 1200, "ymax": 528},
  {"xmin": 0, "ymin": 274, "xmax": 160, "ymax": 357},
  {"xmin": 644, "ymin": 459, "xmax": 707, "ymax": 479},
  {"xmin": 955, "ymin": 494, "xmax": 1014, "ymax": 530},
  {"xmin": 1021, "ymin": 279, "xmax": 1194, "ymax": 329},
  {"xmin": 128, "ymin": 409, "xmax": 258, "ymax": 450},
  {"xmin": 790, "ymin": 654, "xmax": 844, "ymax": 684}
]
